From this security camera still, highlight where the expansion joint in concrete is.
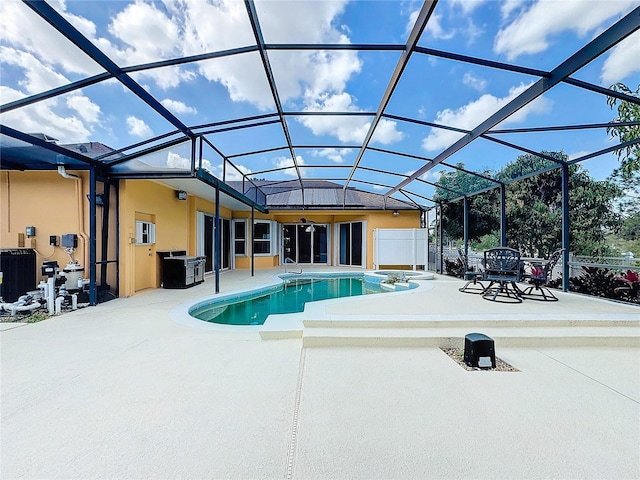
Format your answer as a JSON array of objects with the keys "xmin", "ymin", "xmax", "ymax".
[{"xmin": 285, "ymin": 347, "xmax": 306, "ymax": 480}]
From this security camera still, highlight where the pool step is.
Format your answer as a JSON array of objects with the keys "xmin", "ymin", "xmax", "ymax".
[
  {"xmin": 301, "ymin": 326, "xmax": 640, "ymax": 348},
  {"xmin": 302, "ymin": 317, "xmax": 640, "ymax": 329}
]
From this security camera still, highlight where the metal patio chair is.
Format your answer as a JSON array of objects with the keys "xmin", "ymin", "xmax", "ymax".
[
  {"xmin": 482, "ymin": 247, "xmax": 523, "ymax": 303},
  {"xmin": 520, "ymin": 249, "xmax": 563, "ymax": 301},
  {"xmin": 457, "ymin": 248, "xmax": 486, "ymax": 294}
]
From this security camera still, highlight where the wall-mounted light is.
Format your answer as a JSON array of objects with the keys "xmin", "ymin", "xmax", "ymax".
[
  {"xmin": 86, "ymin": 193, "xmax": 104, "ymax": 206},
  {"xmin": 25, "ymin": 226, "xmax": 36, "ymax": 237},
  {"xmin": 392, "ymin": 210, "xmax": 399, "ymax": 217},
  {"xmin": 176, "ymin": 190, "xmax": 187, "ymax": 201}
]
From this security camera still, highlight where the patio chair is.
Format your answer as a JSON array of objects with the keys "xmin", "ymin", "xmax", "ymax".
[
  {"xmin": 520, "ymin": 249, "xmax": 563, "ymax": 301},
  {"xmin": 457, "ymin": 248, "xmax": 485, "ymax": 294},
  {"xmin": 482, "ymin": 247, "xmax": 523, "ymax": 303}
]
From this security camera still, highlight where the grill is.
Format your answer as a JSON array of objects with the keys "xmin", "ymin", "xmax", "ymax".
[{"xmin": 162, "ymin": 255, "xmax": 205, "ymax": 289}]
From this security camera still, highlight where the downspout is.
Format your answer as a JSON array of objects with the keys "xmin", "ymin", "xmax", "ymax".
[{"xmin": 58, "ymin": 166, "xmax": 89, "ymax": 270}]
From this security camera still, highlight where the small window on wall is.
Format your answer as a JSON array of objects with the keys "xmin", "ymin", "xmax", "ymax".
[
  {"xmin": 233, "ymin": 220, "xmax": 246, "ymax": 256},
  {"xmin": 135, "ymin": 221, "xmax": 156, "ymax": 245},
  {"xmin": 253, "ymin": 221, "xmax": 278, "ymax": 255}
]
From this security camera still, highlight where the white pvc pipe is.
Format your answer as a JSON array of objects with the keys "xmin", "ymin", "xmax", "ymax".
[
  {"xmin": 71, "ymin": 294, "xmax": 78, "ymax": 310},
  {"xmin": 47, "ymin": 277, "xmax": 56, "ymax": 315},
  {"xmin": 55, "ymin": 296, "xmax": 64, "ymax": 315},
  {"xmin": 11, "ymin": 302, "xmax": 41, "ymax": 316}
]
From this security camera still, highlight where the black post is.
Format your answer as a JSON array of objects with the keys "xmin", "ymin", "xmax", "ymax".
[
  {"xmin": 463, "ymin": 196, "xmax": 469, "ymax": 255},
  {"xmin": 214, "ymin": 185, "xmax": 220, "ymax": 294},
  {"xmin": 89, "ymin": 166, "xmax": 97, "ymax": 305},
  {"xmin": 500, "ymin": 184, "xmax": 507, "ymax": 247},
  {"xmin": 561, "ymin": 163, "xmax": 570, "ymax": 292},
  {"xmin": 251, "ymin": 206, "xmax": 255, "ymax": 277},
  {"xmin": 438, "ymin": 203, "xmax": 444, "ymax": 274}
]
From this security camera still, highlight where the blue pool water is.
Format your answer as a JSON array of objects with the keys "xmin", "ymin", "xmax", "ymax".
[{"xmin": 189, "ymin": 274, "xmax": 401, "ymax": 325}]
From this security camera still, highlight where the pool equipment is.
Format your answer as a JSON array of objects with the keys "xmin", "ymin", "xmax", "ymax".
[
  {"xmin": 0, "ymin": 294, "xmax": 42, "ymax": 316},
  {"xmin": 63, "ymin": 261, "xmax": 84, "ymax": 291}
]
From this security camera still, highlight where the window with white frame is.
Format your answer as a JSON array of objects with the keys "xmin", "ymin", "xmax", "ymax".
[
  {"xmin": 253, "ymin": 220, "xmax": 278, "ymax": 255},
  {"xmin": 233, "ymin": 220, "xmax": 247, "ymax": 256}
]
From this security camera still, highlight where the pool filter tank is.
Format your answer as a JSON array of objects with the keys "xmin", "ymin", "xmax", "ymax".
[{"xmin": 63, "ymin": 261, "xmax": 84, "ymax": 291}]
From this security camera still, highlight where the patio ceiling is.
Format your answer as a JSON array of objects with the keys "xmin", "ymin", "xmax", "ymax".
[{"xmin": 1, "ymin": 0, "xmax": 639, "ymax": 209}]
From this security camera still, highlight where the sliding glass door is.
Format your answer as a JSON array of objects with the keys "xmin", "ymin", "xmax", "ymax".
[
  {"xmin": 339, "ymin": 221, "xmax": 363, "ymax": 267},
  {"xmin": 283, "ymin": 224, "xmax": 328, "ymax": 264}
]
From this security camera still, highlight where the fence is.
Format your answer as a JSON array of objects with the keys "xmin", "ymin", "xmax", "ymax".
[
  {"xmin": 434, "ymin": 247, "xmax": 638, "ymax": 281},
  {"xmin": 373, "ymin": 229, "xmax": 428, "ymax": 270}
]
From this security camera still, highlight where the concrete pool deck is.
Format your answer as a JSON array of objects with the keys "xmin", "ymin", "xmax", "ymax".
[{"xmin": 1, "ymin": 267, "xmax": 639, "ymax": 479}]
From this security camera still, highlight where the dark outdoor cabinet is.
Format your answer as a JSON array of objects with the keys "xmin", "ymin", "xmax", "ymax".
[{"xmin": 0, "ymin": 249, "xmax": 37, "ymax": 302}]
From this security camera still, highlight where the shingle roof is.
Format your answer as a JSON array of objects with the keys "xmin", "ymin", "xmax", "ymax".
[{"xmin": 227, "ymin": 180, "xmax": 418, "ymax": 210}]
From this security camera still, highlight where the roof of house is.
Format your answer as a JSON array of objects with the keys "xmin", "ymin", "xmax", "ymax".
[
  {"xmin": 227, "ymin": 180, "xmax": 419, "ymax": 211},
  {"xmin": 60, "ymin": 142, "xmax": 117, "ymax": 160}
]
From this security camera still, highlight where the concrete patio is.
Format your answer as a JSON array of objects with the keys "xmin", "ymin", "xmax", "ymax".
[{"xmin": 2, "ymin": 268, "xmax": 639, "ymax": 479}]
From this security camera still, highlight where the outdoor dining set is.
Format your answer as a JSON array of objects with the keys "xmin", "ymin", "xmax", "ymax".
[{"xmin": 458, "ymin": 247, "xmax": 564, "ymax": 303}]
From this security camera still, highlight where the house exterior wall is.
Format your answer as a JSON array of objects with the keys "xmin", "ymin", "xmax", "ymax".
[
  {"xmin": 270, "ymin": 210, "xmax": 420, "ymax": 268},
  {"xmin": 2, "ymin": 173, "xmax": 422, "ymax": 299},
  {"xmin": 0, "ymin": 170, "xmax": 95, "ymax": 286},
  {"xmin": 118, "ymin": 180, "xmax": 232, "ymax": 296}
]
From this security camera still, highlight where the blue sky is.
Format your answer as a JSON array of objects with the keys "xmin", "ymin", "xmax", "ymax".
[{"xmin": 1, "ymin": 0, "xmax": 639, "ymax": 203}]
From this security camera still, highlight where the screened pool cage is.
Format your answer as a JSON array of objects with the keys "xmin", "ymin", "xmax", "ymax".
[{"xmin": 1, "ymin": 0, "xmax": 639, "ymax": 302}]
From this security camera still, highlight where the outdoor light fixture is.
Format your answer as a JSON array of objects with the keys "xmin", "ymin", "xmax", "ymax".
[
  {"xmin": 392, "ymin": 210, "xmax": 399, "ymax": 217},
  {"xmin": 176, "ymin": 190, "xmax": 187, "ymax": 201},
  {"xmin": 86, "ymin": 193, "xmax": 104, "ymax": 206}
]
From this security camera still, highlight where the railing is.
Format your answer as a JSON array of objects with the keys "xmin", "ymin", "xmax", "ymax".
[{"xmin": 284, "ymin": 257, "xmax": 302, "ymax": 274}]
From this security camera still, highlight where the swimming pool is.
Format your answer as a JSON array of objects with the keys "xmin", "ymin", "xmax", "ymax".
[{"xmin": 189, "ymin": 273, "xmax": 413, "ymax": 326}]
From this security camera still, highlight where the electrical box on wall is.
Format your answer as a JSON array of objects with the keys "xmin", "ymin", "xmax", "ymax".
[
  {"xmin": 50, "ymin": 235, "xmax": 59, "ymax": 246},
  {"xmin": 61, "ymin": 234, "xmax": 78, "ymax": 248},
  {"xmin": 25, "ymin": 226, "xmax": 36, "ymax": 237},
  {"xmin": 135, "ymin": 221, "xmax": 156, "ymax": 245}
]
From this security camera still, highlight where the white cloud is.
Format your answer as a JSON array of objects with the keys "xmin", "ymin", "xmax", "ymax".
[
  {"xmin": 372, "ymin": 184, "xmax": 387, "ymax": 191},
  {"xmin": 0, "ymin": 86, "xmax": 92, "ymax": 142},
  {"xmin": 500, "ymin": 0, "xmax": 526, "ymax": 21},
  {"xmin": 462, "ymin": 72, "xmax": 487, "ymax": 92},
  {"xmin": 160, "ymin": 98, "xmax": 197, "ymax": 115},
  {"xmin": 275, "ymin": 155, "xmax": 305, "ymax": 177},
  {"xmin": 126, "ymin": 116, "xmax": 153, "ymax": 137},
  {"xmin": 218, "ymin": 162, "xmax": 252, "ymax": 181},
  {"xmin": 298, "ymin": 92, "xmax": 404, "ymax": 145},
  {"xmin": 422, "ymin": 170, "xmax": 442, "ymax": 183},
  {"xmin": 66, "ymin": 95, "xmax": 101, "ymax": 124},
  {"xmin": 165, "ymin": 152, "xmax": 221, "ymax": 175},
  {"xmin": 1, "ymin": 0, "xmax": 376, "ymax": 146},
  {"xmin": 0, "ymin": 46, "xmax": 69, "ymax": 95},
  {"xmin": 311, "ymin": 148, "xmax": 353, "ymax": 164},
  {"xmin": 494, "ymin": 0, "xmax": 637, "ymax": 60},
  {"xmin": 372, "ymin": 119, "xmax": 405, "ymax": 144},
  {"xmin": 424, "ymin": 13, "xmax": 455, "ymax": 40},
  {"xmin": 166, "ymin": 152, "xmax": 191, "ymax": 169},
  {"xmin": 422, "ymin": 82, "xmax": 552, "ymax": 152},
  {"xmin": 449, "ymin": 0, "xmax": 487, "ymax": 15},
  {"xmin": 600, "ymin": 32, "xmax": 640, "ymax": 85},
  {"xmin": 0, "ymin": 1, "xmax": 102, "ymax": 76}
]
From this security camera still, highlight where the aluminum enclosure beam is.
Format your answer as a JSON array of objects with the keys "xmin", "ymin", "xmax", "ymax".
[
  {"xmin": 244, "ymin": 0, "xmax": 305, "ymax": 204},
  {"xmin": 24, "ymin": 1, "xmax": 194, "ymax": 140},
  {"xmin": 343, "ymin": 0, "xmax": 439, "ymax": 191},
  {"xmin": 385, "ymin": 6, "xmax": 640, "ymax": 197}
]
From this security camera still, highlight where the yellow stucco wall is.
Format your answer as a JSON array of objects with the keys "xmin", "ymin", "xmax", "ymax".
[
  {"xmin": 0, "ymin": 170, "xmax": 93, "ymax": 283},
  {"xmin": 269, "ymin": 209, "xmax": 420, "ymax": 268},
  {"xmin": 2, "ymin": 171, "xmax": 422, "ymax": 297}
]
